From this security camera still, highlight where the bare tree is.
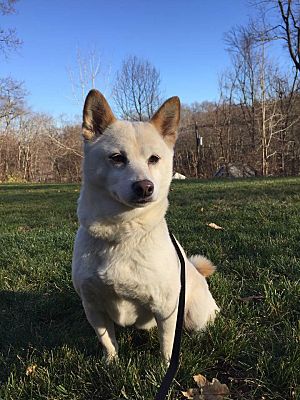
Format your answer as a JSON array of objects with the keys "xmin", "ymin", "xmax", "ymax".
[
  {"xmin": 113, "ymin": 55, "xmax": 162, "ymax": 120},
  {"xmin": 0, "ymin": 77, "xmax": 27, "ymax": 130},
  {"xmin": 0, "ymin": 0, "xmax": 22, "ymax": 58},
  {"xmin": 251, "ymin": 1, "xmax": 300, "ymax": 71},
  {"xmin": 68, "ymin": 48, "xmax": 111, "ymax": 106},
  {"xmin": 223, "ymin": 17, "xmax": 300, "ymax": 176},
  {"xmin": 0, "ymin": 111, "xmax": 83, "ymax": 183},
  {"xmin": 277, "ymin": 0, "xmax": 300, "ymax": 71},
  {"xmin": 225, "ymin": 24, "xmax": 261, "ymax": 150}
]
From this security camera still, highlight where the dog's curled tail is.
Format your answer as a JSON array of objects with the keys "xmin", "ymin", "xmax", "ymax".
[{"xmin": 189, "ymin": 255, "xmax": 216, "ymax": 277}]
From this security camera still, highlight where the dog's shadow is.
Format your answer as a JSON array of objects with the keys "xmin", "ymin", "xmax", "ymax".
[{"xmin": 0, "ymin": 289, "xmax": 154, "ymax": 383}]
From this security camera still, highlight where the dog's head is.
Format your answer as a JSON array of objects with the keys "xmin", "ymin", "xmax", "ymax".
[{"xmin": 81, "ymin": 90, "xmax": 180, "ymax": 209}]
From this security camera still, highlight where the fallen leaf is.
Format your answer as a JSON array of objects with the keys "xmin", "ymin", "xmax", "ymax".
[
  {"xmin": 206, "ymin": 223, "xmax": 224, "ymax": 230},
  {"xmin": 25, "ymin": 364, "xmax": 37, "ymax": 376},
  {"xmin": 182, "ymin": 374, "xmax": 230, "ymax": 400},
  {"xmin": 201, "ymin": 378, "xmax": 230, "ymax": 399},
  {"xmin": 17, "ymin": 225, "xmax": 31, "ymax": 232},
  {"xmin": 239, "ymin": 295, "xmax": 264, "ymax": 302},
  {"xmin": 182, "ymin": 388, "xmax": 201, "ymax": 399},
  {"xmin": 193, "ymin": 374, "xmax": 208, "ymax": 387}
]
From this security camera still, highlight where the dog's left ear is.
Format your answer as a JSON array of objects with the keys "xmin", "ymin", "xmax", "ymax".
[
  {"xmin": 82, "ymin": 89, "xmax": 116, "ymax": 140},
  {"xmin": 150, "ymin": 96, "xmax": 180, "ymax": 146}
]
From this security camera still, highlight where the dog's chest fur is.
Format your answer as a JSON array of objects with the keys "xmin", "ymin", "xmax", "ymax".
[{"xmin": 72, "ymin": 224, "xmax": 180, "ymax": 326}]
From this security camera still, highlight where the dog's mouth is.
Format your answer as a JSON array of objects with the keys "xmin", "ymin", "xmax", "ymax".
[
  {"xmin": 110, "ymin": 191, "xmax": 154, "ymax": 208},
  {"xmin": 131, "ymin": 197, "xmax": 154, "ymax": 206}
]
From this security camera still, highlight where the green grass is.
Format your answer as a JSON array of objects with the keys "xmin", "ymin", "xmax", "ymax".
[{"xmin": 0, "ymin": 178, "xmax": 299, "ymax": 400}]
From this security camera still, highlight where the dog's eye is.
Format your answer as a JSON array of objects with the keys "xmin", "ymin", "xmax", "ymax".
[
  {"xmin": 109, "ymin": 153, "xmax": 127, "ymax": 165},
  {"xmin": 148, "ymin": 155, "xmax": 160, "ymax": 165}
]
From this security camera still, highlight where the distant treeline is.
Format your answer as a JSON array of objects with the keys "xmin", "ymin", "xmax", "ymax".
[{"xmin": 0, "ymin": 92, "xmax": 299, "ymax": 183}]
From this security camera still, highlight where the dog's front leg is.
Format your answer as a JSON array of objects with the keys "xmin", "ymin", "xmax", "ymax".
[
  {"xmin": 82, "ymin": 300, "xmax": 118, "ymax": 362},
  {"xmin": 155, "ymin": 310, "xmax": 177, "ymax": 362}
]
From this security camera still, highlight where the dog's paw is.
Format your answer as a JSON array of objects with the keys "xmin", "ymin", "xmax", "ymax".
[{"xmin": 103, "ymin": 351, "xmax": 119, "ymax": 365}]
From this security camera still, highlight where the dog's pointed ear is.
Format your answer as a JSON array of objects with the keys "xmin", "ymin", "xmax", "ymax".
[
  {"xmin": 82, "ymin": 89, "xmax": 116, "ymax": 140},
  {"xmin": 150, "ymin": 96, "xmax": 180, "ymax": 146}
]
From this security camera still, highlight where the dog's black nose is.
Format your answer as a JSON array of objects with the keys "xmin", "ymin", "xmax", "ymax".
[{"xmin": 132, "ymin": 180, "xmax": 154, "ymax": 198}]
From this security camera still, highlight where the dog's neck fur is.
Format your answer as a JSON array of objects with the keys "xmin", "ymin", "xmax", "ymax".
[{"xmin": 78, "ymin": 182, "xmax": 169, "ymax": 243}]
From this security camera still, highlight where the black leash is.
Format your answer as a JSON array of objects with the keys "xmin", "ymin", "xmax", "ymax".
[{"xmin": 154, "ymin": 231, "xmax": 186, "ymax": 400}]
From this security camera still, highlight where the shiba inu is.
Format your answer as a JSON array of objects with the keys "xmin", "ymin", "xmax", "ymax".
[{"xmin": 72, "ymin": 90, "xmax": 219, "ymax": 362}]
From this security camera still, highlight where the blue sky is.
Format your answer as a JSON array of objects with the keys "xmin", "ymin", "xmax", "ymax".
[{"xmin": 2, "ymin": 0, "xmax": 256, "ymax": 119}]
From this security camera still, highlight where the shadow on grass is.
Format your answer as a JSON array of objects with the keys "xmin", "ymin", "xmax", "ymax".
[
  {"xmin": 0, "ymin": 193, "xmax": 78, "ymax": 208},
  {"xmin": 0, "ymin": 289, "xmax": 153, "ymax": 384},
  {"xmin": 0, "ymin": 183, "xmax": 79, "ymax": 192},
  {"xmin": 170, "ymin": 178, "xmax": 300, "ymax": 201},
  {"xmin": 0, "ymin": 289, "xmax": 91, "ymax": 380}
]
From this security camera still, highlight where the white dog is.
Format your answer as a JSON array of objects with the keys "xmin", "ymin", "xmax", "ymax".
[{"xmin": 72, "ymin": 90, "xmax": 219, "ymax": 362}]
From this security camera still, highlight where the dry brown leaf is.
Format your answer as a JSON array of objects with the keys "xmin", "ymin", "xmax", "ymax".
[
  {"xmin": 239, "ymin": 295, "xmax": 264, "ymax": 302},
  {"xmin": 182, "ymin": 388, "xmax": 201, "ymax": 399},
  {"xmin": 194, "ymin": 374, "xmax": 230, "ymax": 399},
  {"xmin": 206, "ymin": 223, "xmax": 224, "ymax": 230},
  {"xmin": 202, "ymin": 378, "xmax": 230, "ymax": 399},
  {"xmin": 17, "ymin": 225, "xmax": 31, "ymax": 232},
  {"xmin": 194, "ymin": 374, "xmax": 208, "ymax": 387},
  {"xmin": 25, "ymin": 364, "xmax": 37, "ymax": 376},
  {"xmin": 182, "ymin": 374, "xmax": 230, "ymax": 400}
]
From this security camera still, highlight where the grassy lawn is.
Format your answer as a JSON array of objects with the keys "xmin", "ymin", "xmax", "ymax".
[{"xmin": 0, "ymin": 178, "xmax": 299, "ymax": 400}]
